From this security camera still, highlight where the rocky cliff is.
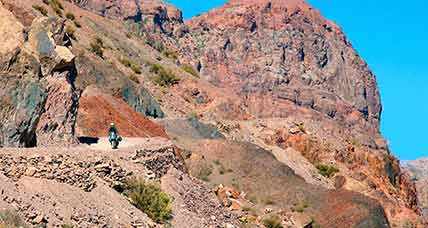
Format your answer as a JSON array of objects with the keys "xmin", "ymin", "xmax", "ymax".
[{"xmin": 0, "ymin": 0, "xmax": 424, "ymax": 227}]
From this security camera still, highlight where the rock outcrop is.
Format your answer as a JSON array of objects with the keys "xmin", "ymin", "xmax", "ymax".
[
  {"xmin": 176, "ymin": 0, "xmax": 381, "ymax": 133},
  {"xmin": 0, "ymin": 7, "xmax": 80, "ymax": 147}
]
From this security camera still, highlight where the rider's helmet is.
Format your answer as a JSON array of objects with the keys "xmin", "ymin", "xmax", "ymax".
[{"xmin": 110, "ymin": 122, "xmax": 115, "ymax": 127}]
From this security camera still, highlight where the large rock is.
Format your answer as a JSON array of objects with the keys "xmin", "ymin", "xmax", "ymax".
[
  {"xmin": 0, "ymin": 2, "xmax": 24, "ymax": 55},
  {"xmin": 0, "ymin": 13, "xmax": 80, "ymax": 147},
  {"xmin": 26, "ymin": 17, "xmax": 75, "ymax": 75},
  {"xmin": 0, "ymin": 78, "xmax": 47, "ymax": 147},
  {"xmin": 0, "ymin": 6, "xmax": 46, "ymax": 147},
  {"xmin": 121, "ymin": 84, "xmax": 165, "ymax": 118}
]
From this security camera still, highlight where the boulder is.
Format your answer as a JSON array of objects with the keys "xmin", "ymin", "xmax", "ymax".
[
  {"xmin": 0, "ymin": 3, "xmax": 24, "ymax": 55},
  {"xmin": 26, "ymin": 17, "xmax": 75, "ymax": 76}
]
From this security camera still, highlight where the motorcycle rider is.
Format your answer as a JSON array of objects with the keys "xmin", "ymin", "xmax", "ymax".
[{"xmin": 108, "ymin": 122, "xmax": 119, "ymax": 148}]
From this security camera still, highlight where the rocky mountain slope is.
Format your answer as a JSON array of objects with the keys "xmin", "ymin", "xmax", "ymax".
[
  {"xmin": 0, "ymin": 0, "xmax": 425, "ymax": 227},
  {"xmin": 403, "ymin": 159, "xmax": 428, "ymax": 218}
]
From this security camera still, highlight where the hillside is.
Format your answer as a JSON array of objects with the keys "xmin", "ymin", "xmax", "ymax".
[{"xmin": 0, "ymin": 0, "xmax": 424, "ymax": 227}]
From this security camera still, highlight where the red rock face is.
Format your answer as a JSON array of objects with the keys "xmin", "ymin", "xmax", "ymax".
[
  {"xmin": 76, "ymin": 87, "xmax": 168, "ymax": 138},
  {"xmin": 177, "ymin": 0, "xmax": 381, "ymax": 134}
]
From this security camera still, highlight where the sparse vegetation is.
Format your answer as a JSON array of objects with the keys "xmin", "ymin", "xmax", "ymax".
[
  {"xmin": 0, "ymin": 210, "xmax": 27, "ymax": 228},
  {"xmin": 148, "ymin": 63, "xmax": 180, "ymax": 87},
  {"xmin": 74, "ymin": 21, "xmax": 82, "ymax": 28},
  {"xmin": 195, "ymin": 163, "xmax": 213, "ymax": 181},
  {"xmin": 50, "ymin": 0, "xmax": 63, "ymax": 9},
  {"xmin": 262, "ymin": 215, "xmax": 283, "ymax": 228},
  {"xmin": 292, "ymin": 200, "xmax": 309, "ymax": 213},
  {"xmin": 263, "ymin": 196, "xmax": 275, "ymax": 205},
  {"xmin": 32, "ymin": 5, "xmax": 48, "ymax": 16},
  {"xmin": 310, "ymin": 219, "xmax": 322, "ymax": 228},
  {"xmin": 119, "ymin": 57, "xmax": 142, "ymax": 74},
  {"xmin": 231, "ymin": 178, "xmax": 240, "ymax": 191},
  {"xmin": 218, "ymin": 165, "xmax": 226, "ymax": 175},
  {"xmin": 49, "ymin": 0, "xmax": 64, "ymax": 17},
  {"xmin": 213, "ymin": 160, "xmax": 228, "ymax": 175},
  {"xmin": 89, "ymin": 37, "xmax": 104, "ymax": 58},
  {"xmin": 296, "ymin": 122, "xmax": 306, "ymax": 133},
  {"xmin": 350, "ymin": 138, "xmax": 361, "ymax": 147},
  {"xmin": 242, "ymin": 205, "xmax": 258, "ymax": 216},
  {"xmin": 153, "ymin": 70, "xmax": 180, "ymax": 87},
  {"xmin": 187, "ymin": 111, "xmax": 199, "ymax": 120},
  {"xmin": 61, "ymin": 224, "xmax": 74, "ymax": 228},
  {"xmin": 316, "ymin": 164, "xmax": 339, "ymax": 178},
  {"xmin": 162, "ymin": 49, "xmax": 178, "ymax": 60},
  {"xmin": 148, "ymin": 62, "xmax": 162, "ymax": 74},
  {"xmin": 124, "ymin": 178, "xmax": 172, "ymax": 223},
  {"xmin": 65, "ymin": 26, "xmax": 76, "ymax": 40},
  {"xmin": 181, "ymin": 64, "xmax": 199, "ymax": 78},
  {"xmin": 145, "ymin": 38, "xmax": 164, "ymax": 52},
  {"xmin": 128, "ymin": 74, "xmax": 140, "ymax": 84},
  {"xmin": 402, "ymin": 220, "xmax": 416, "ymax": 228},
  {"xmin": 248, "ymin": 195, "xmax": 258, "ymax": 204},
  {"xmin": 65, "ymin": 12, "xmax": 75, "ymax": 20}
]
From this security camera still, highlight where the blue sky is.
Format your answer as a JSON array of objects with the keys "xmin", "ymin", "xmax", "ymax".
[{"xmin": 169, "ymin": 0, "xmax": 428, "ymax": 160}]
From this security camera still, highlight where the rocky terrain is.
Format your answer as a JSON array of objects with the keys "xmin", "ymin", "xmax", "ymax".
[
  {"xmin": 403, "ymin": 159, "xmax": 428, "ymax": 218},
  {"xmin": 0, "ymin": 0, "xmax": 425, "ymax": 227}
]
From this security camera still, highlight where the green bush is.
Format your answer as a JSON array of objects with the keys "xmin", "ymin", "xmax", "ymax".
[
  {"xmin": 148, "ymin": 63, "xmax": 180, "ymax": 87},
  {"xmin": 181, "ymin": 64, "xmax": 199, "ymax": 78},
  {"xmin": 89, "ymin": 37, "xmax": 104, "ymax": 58},
  {"xmin": 119, "ymin": 57, "xmax": 142, "ymax": 74},
  {"xmin": 125, "ymin": 179, "xmax": 172, "ymax": 223},
  {"xmin": 262, "ymin": 215, "xmax": 283, "ymax": 228},
  {"xmin": 316, "ymin": 164, "xmax": 339, "ymax": 178},
  {"xmin": 154, "ymin": 71, "xmax": 180, "ymax": 87},
  {"xmin": 149, "ymin": 63, "xmax": 162, "ymax": 74},
  {"xmin": 65, "ymin": 12, "xmax": 75, "ymax": 20},
  {"xmin": 0, "ymin": 210, "xmax": 27, "ymax": 228},
  {"xmin": 32, "ymin": 5, "xmax": 48, "ymax": 16}
]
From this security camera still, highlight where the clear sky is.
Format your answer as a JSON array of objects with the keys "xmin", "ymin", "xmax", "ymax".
[{"xmin": 169, "ymin": 0, "xmax": 428, "ymax": 160}]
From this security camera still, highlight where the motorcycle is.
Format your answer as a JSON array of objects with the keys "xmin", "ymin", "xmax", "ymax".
[{"xmin": 109, "ymin": 131, "xmax": 122, "ymax": 149}]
